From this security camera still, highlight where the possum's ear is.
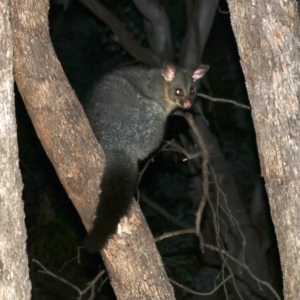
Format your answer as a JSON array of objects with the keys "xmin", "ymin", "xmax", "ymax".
[
  {"xmin": 161, "ymin": 62, "xmax": 176, "ymax": 82},
  {"xmin": 192, "ymin": 65, "xmax": 210, "ymax": 82}
]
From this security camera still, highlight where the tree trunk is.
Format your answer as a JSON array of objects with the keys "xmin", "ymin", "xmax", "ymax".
[
  {"xmin": 10, "ymin": 0, "xmax": 175, "ymax": 298},
  {"xmin": 0, "ymin": 1, "xmax": 31, "ymax": 299},
  {"xmin": 227, "ymin": 1, "xmax": 300, "ymax": 299}
]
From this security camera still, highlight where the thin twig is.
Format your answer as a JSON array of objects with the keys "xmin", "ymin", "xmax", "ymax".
[
  {"xmin": 33, "ymin": 259, "xmax": 82, "ymax": 294},
  {"xmin": 155, "ymin": 230, "xmax": 281, "ymax": 300},
  {"xmin": 164, "ymin": 112, "xmax": 280, "ymax": 300},
  {"xmin": 205, "ymin": 190, "xmax": 240, "ymax": 298},
  {"xmin": 155, "ymin": 228, "xmax": 196, "ymax": 242},
  {"xmin": 198, "ymin": 92, "xmax": 251, "ymax": 110},
  {"xmin": 162, "ymin": 140, "xmax": 202, "ymax": 161},
  {"xmin": 85, "ymin": 270, "xmax": 107, "ymax": 299},
  {"xmin": 142, "ymin": 193, "xmax": 192, "ymax": 229},
  {"xmin": 174, "ymin": 111, "xmax": 210, "ymax": 253},
  {"xmin": 203, "ymin": 244, "xmax": 281, "ymax": 300},
  {"xmin": 59, "ymin": 247, "xmax": 82, "ymax": 272},
  {"xmin": 169, "ymin": 275, "xmax": 233, "ymax": 296},
  {"xmin": 210, "ymin": 165, "xmax": 247, "ymax": 266},
  {"xmin": 32, "ymin": 259, "xmax": 106, "ymax": 300}
]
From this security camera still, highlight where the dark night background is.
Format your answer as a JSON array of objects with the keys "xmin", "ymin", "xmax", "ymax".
[{"xmin": 16, "ymin": 0, "xmax": 282, "ymax": 299}]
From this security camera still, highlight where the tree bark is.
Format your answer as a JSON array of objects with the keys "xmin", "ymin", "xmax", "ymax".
[
  {"xmin": 10, "ymin": 0, "xmax": 175, "ymax": 298},
  {"xmin": 0, "ymin": 1, "xmax": 31, "ymax": 299},
  {"xmin": 227, "ymin": 1, "xmax": 300, "ymax": 299},
  {"xmin": 102, "ymin": 201, "xmax": 175, "ymax": 300},
  {"xmin": 10, "ymin": 0, "xmax": 104, "ymax": 229}
]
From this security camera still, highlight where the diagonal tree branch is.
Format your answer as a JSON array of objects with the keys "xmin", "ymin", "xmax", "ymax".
[
  {"xmin": 179, "ymin": 0, "xmax": 218, "ymax": 67},
  {"xmin": 132, "ymin": 0, "xmax": 172, "ymax": 63},
  {"xmin": 78, "ymin": 0, "xmax": 160, "ymax": 67}
]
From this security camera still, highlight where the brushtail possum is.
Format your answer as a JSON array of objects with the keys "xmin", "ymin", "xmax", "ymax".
[{"xmin": 84, "ymin": 62, "xmax": 209, "ymax": 252}]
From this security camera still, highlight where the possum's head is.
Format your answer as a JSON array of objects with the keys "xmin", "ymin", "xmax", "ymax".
[{"xmin": 162, "ymin": 62, "xmax": 209, "ymax": 112}]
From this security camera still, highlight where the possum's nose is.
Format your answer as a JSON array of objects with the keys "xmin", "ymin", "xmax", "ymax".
[{"xmin": 180, "ymin": 98, "xmax": 192, "ymax": 108}]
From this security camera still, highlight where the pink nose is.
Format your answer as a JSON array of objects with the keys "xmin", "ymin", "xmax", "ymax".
[{"xmin": 183, "ymin": 100, "xmax": 192, "ymax": 108}]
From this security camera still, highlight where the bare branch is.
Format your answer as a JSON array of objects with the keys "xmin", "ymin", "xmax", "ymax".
[
  {"xmin": 203, "ymin": 244, "xmax": 282, "ymax": 300},
  {"xmin": 198, "ymin": 92, "xmax": 251, "ymax": 110},
  {"xmin": 155, "ymin": 228, "xmax": 196, "ymax": 242},
  {"xmin": 169, "ymin": 275, "xmax": 233, "ymax": 296},
  {"xmin": 179, "ymin": 0, "xmax": 199, "ymax": 67},
  {"xmin": 136, "ymin": 143, "xmax": 193, "ymax": 229},
  {"xmin": 162, "ymin": 140, "xmax": 202, "ymax": 161},
  {"xmin": 169, "ymin": 111, "xmax": 278, "ymax": 298},
  {"xmin": 141, "ymin": 193, "xmax": 192, "ymax": 229},
  {"xmin": 78, "ymin": 0, "xmax": 160, "ymax": 67},
  {"xmin": 155, "ymin": 231, "xmax": 281, "ymax": 300},
  {"xmin": 132, "ymin": 0, "xmax": 172, "ymax": 63},
  {"xmin": 33, "ymin": 259, "xmax": 106, "ymax": 299},
  {"xmin": 179, "ymin": 0, "xmax": 218, "ymax": 66},
  {"xmin": 174, "ymin": 111, "xmax": 210, "ymax": 252}
]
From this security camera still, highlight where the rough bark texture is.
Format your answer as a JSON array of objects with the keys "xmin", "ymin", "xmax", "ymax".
[
  {"xmin": 10, "ymin": 0, "xmax": 104, "ymax": 229},
  {"xmin": 102, "ymin": 201, "xmax": 175, "ymax": 300},
  {"xmin": 227, "ymin": 1, "xmax": 300, "ymax": 299},
  {"xmin": 10, "ymin": 0, "xmax": 175, "ymax": 298},
  {"xmin": 0, "ymin": 1, "xmax": 31, "ymax": 299}
]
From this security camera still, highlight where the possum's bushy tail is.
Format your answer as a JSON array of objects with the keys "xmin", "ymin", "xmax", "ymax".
[{"xmin": 84, "ymin": 150, "xmax": 137, "ymax": 252}]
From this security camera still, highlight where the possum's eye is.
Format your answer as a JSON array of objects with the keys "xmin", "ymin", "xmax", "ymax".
[
  {"xmin": 175, "ymin": 88, "xmax": 183, "ymax": 96},
  {"xmin": 190, "ymin": 87, "xmax": 195, "ymax": 95}
]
